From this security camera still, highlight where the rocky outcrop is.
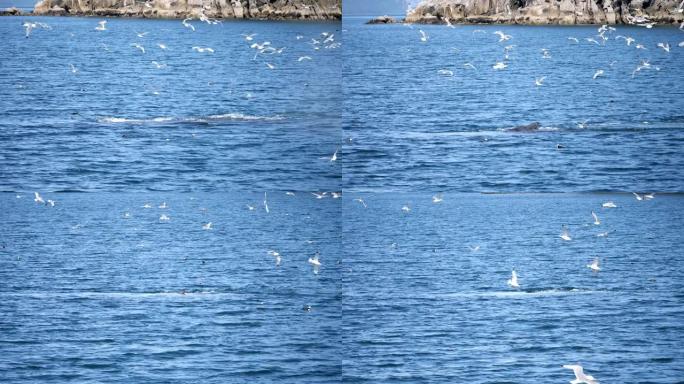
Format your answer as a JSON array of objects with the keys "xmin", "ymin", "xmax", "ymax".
[
  {"xmin": 33, "ymin": 0, "xmax": 341, "ymax": 20},
  {"xmin": 0, "ymin": 6, "xmax": 25, "ymax": 15},
  {"xmin": 405, "ymin": 0, "xmax": 683, "ymax": 24},
  {"xmin": 366, "ymin": 15, "xmax": 398, "ymax": 24}
]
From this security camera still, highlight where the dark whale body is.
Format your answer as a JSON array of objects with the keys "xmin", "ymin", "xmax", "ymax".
[{"xmin": 506, "ymin": 122, "xmax": 541, "ymax": 132}]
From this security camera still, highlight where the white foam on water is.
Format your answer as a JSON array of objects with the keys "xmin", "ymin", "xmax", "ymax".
[
  {"xmin": 98, "ymin": 113, "xmax": 284, "ymax": 124},
  {"xmin": 441, "ymin": 288, "xmax": 600, "ymax": 299}
]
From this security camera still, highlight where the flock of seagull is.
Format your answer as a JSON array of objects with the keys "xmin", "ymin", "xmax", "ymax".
[
  {"xmin": 414, "ymin": 17, "xmax": 683, "ymax": 86},
  {"xmin": 21, "ymin": 14, "xmax": 340, "ymax": 79},
  {"xmin": 14, "ymin": 12, "xmax": 678, "ymax": 384},
  {"xmin": 28, "ymin": 189, "xmax": 339, "ymax": 276}
]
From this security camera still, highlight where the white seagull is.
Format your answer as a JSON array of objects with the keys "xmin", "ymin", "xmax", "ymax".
[
  {"xmin": 494, "ymin": 31, "xmax": 511, "ymax": 42},
  {"xmin": 263, "ymin": 192, "xmax": 269, "ymax": 213},
  {"xmin": 159, "ymin": 214, "xmax": 170, "ymax": 221},
  {"xmin": 241, "ymin": 33, "xmax": 257, "ymax": 41},
  {"xmin": 34, "ymin": 192, "xmax": 45, "ymax": 204},
  {"xmin": 432, "ymin": 194, "xmax": 443, "ymax": 203},
  {"xmin": 493, "ymin": 62, "xmax": 507, "ymax": 70},
  {"xmin": 633, "ymin": 192, "xmax": 643, "ymax": 201},
  {"xmin": 419, "ymin": 29, "xmax": 429, "ymax": 42},
  {"xmin": 202, "ymin": 222, "xmax": 212, "ymax": 230},
  {"xmin": 192, "ymin": 46, "xmax": 214, "ymax": 53},
  {"xmin": 354, "ymin": 198, "xmax": 367, "ymax": 208},
  {"xmin": 95, "ymin": 20, "xmax": 107, "ymax": 31},
  {"xmin": 657, "ymin": 42, "xmax": 670, "ymax": 52},
  {"xmin": 268, "ymin": 250, "xmax": 281, "ymax": 266},
  {"xmin": 132, "ymin": 43, "xmax": 145, "ymax": 53},
  {"xmin": 182, "ymin": 18, "xmax": 195, "ymax": 31},
  {"xmin": 298, "ymin": 56, "xmax": 312, "ymax": 62},
  {"xmin": 593, "ymin": 69, "xmax": 604, "ymax": 79},
  {"xmin": 562, "ymin": 364, "xmax": 599, "ymax": 384},
  {"xmin": 591, "ymin": 211, "xmax": 600, "ymax": 225},
  {"xmin": 587, "ymin": 257, "xmax": 601, "ymax": 272},
  {"xmin": 535, "ymin": 76, "xmax": 546, "ymax": 86},
  {"xmin": 330, "ymin": 148, "xmax": 338, "ymax": 162},
  {"xmin": 560, "ymin": 226, "xmax": 572, "ymax": 241},
  {"xmin": 308, "ymin": 252, "xmax": 322, "ymax": 274},
  {"xmin": 507, "ymin": 270, "xmax": 519, "ymax": 288},
  {"xmin": 602, "ymin": 201, "xmax": 617, "ymax": 208}
]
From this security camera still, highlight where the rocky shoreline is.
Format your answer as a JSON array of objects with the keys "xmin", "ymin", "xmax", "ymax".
[
  {"xmin": 2, "ymin": 0, "xmax": 340, "ymax": 20},
  {"xmin": 368, "ymin": 0, "xmax": 683, "ymax": 25}
]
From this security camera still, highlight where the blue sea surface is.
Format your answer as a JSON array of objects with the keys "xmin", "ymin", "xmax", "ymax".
[
  {"xmin": 0, "ymin": 16, "xmax": 342, "ymax": 192},
  {"xmin": 342, "ymin": 192, "xmax": 684, "ymax": 383},
  {"xmin": 343, "ymin": 17, "xmax": 684, "ymax": 192},
  {"xmin": 0, "ymin": 192, "xmax": 341, "ymax": 383},
  {"xmin": 1, "ymin": 13, "xmax": 683, "ymax": 384}
]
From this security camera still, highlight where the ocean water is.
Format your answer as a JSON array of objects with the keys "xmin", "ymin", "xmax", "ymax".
[
  {"xmin": 0, "ymin": 192, "xmax": 341, "ymax": 383},
  {"xmin": 1, "ymin": 13, "xmax": 683, "ymax": 384},
  {"xmin": 343, "ymin": 17, "xmax": 684, "ymax": 192},
  {"xmin": 342, "ymin": 192, "xmax": 684, "ymax": 383},
  {"xmin": 0, "ymin": 16, "xmax": 341, "ymax": 192}
]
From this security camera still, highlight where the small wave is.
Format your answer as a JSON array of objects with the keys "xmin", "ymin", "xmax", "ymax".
[
  {"xmin": 440, "ymin": 288, "xmax": 600, "ymax": 299},
  {"xmin": 98, "ymin": 113, "xmax": 284, "ymax": 124}
]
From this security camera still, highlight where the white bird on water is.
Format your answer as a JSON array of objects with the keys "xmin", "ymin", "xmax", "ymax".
[
  {"xmin": 419, "ymin": 29, "xmax": 429, "ymax": 42},
  {"xmin": 330, "ymin": 148, "xmax": 338, "ymax": 162},
  {"xmin": 151, "ymin": 61, "xmax": 166, "ymax": 69},
  {"xmin": 633, "ymin": 192, "xmax": 643, "ymax": 201},
  {"xmin": 602, "ymin": 201, "xmax": 617, "ymax": 208},
  {"xmin": 493, "ymin": 62, "xmax": 507, "ymax": 70},
  {"xmin": 34, "ymin": 192, "xmax": 45, "ymax": 204},
  {"xmin": 438, "ymin": 69, "xmax": 454, "ymax": 76},
  {"xmin": 265, "ymin": 63, "xmax": 275, "ymax": 70},
  {"xmin": 587, "ymin": 257, "xmax": 600, "ymax": 272},
  {"xmin": 432, "ymin": 194, "xmax": 443, "ymax": 203},
  {"xmin": 593, "ymin": 69, "xmax": 604, "ymax": 79},
  {"xmin": 159, "ymin": 214, "xmax": 170, "ymax": 221},
  {"xmin": 312, "ymin": 192, "xmax": 327, "ymax": 199},
  {"xmin": 202, "ymin": 222, "xmax": 212, "ymax": 230},
  {"xmin": 463, "ymin": 63, "xmax": 477, "ymax": 70},
  {"xmin": 354, "ymin": 198, "xmax": 367, "ymax": 208},
  {"xmin": 507, "ymin": 270, "xmax": 519, "ymax": 288},
  {"xmin": 157, "ymin": 43, "xmax": 167, "ymax": 50},
  {"xmin": 308, "ymin": 251, "xmax": 322, "ymax": 274},
  {"xmin": 402, "ymin": 205, "xmax": 411, "ymax": 212},
  {"xmin": 644, "ymin": 193, "xmax": 655, "ymax": 200},
  {"xmin": 132, "ymin": 43, "xmax": 145, "ymax": 53},
  {"xmin": 285, "ymin": 191, "xmax": 295, "ymax": 196},
  {"xmin": 562, "ymin": 364, "xmax": 599, "ymax": 384},
  {"xmin": 468, "ymin": 245, "xmax": 480, "ymax": 252},
  {"xmin": 95, "ymin": 20, "xmax": 107, "ymax": 31},
  {"xmin": 192, "ymin": 46, "xmax": 214, "ymax": 53},
  {"xmin": 247, "ymin": 204, "xmax": 255, "ymax": 211},
  {"xmin": 591, "ymin": 211, "xmax": 600, "ymax": 225},
  {"xmin": 560, "ymin": 226, "xmax": 572, "ymax": 241},
  {"xmin": 298, "ymin": 56, "xmax": 312, "ymax": 62},
  {"xmin": 535, "ymin": 76, "xmax": 545, "ymax": 86},
  {"xmin": 159, "ymin": 202, "xmax": 168, "ymax": 209},
  {"xmin": 136, "ymin": 31, "xmax": 148, "ymax": 37},
  {"xmin": 69, "ymin": 64, "xmax": 78, "ymax": 73},
  {"xmin": 567, "ymin": 37, "xmax": 579, "ymax": 43}
]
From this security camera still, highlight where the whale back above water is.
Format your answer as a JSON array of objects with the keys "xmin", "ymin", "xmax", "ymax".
[{"xmin": 506, "ymin": 122, "xmax": 542, "ymax": 132}]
